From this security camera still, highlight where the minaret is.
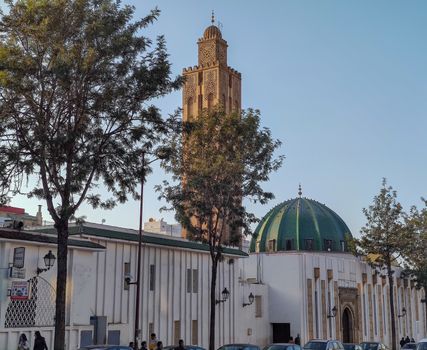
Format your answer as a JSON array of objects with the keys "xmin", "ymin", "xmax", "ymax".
[
  {"xmin": 181, "ymin": 18, "xmax": 242, "ymax": 240},
  {"xmin": 182, "ymin": 16, "xmax": 241, "ymax": 121}
]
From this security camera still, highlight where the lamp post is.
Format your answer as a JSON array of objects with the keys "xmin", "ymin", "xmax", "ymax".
[
  {"xmin": 133, "ymin": 148, "xmax": 171, "ymax": 350},
  {"xmin": 215, "ymin": 287, "xmax": 230, "ymax": 304},
  {"xmin": 327, "ymin": 306, "xmax": 337, "ymax": 318},
  {"xmin": 398, "ymin": 307, "xmax": 407, "ymax": 318},
  {"xmin": 36, "ymin": 250, "xmax": 56, "ymax": 275},
  {"xmin": 242, "ymin": 292, "xmax": 255, "ymax": 307}
]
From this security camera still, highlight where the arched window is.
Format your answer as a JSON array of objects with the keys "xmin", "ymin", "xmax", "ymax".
[
  {"xmin": 207, "ymin": 93, "xmax": 214, "ymax": 111},
  {"xmin": 198, "ymin": 94, "xmax": 203, "ymax": 113},
  {"xmin": 187, "ymin": 97, "xmax": 193, "ymax": 118}
]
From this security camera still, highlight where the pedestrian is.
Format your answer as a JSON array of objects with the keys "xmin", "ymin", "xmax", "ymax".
[
  {"xmin": 33, "ymin": 331, "xmax": 48, "ymax": 350},
  {"xmin": 141, "ymin": 341, "xmax": 148, "ymax": 350},
  {"xmin": 288, "ymin": 336, "xmax": 294, "ymax": 344},
  {"xmin": 405, "ymin": 336, "xmax": 410, "ymax": 344},
  {"xmin": 129, "ymin": 342, "xmax": 134, "ymax": 349},
  {"xmin": 156, "ymin": 341, "xmax": 163, "ymax": 350},
  {"xmin": 295, "ymin": 334, "xmax": 301, "ymax": 346},
  {"xmin": 18, "ymin": 334, "xmax": 30, "ymax": 350},
  {"xmin": 175, "ymin": 339, "xmax": 185, "ymax": 350},
  {"xmin": 149, "ymin": 334, "xmax": 158, "ymax": 350},
  {"xmin": 411, "ymin": 338, "xmax": 415, "ymax": 343},
  {"xmin": 400, "ymin": 338, "xmax": 405, "ymax": 348}
]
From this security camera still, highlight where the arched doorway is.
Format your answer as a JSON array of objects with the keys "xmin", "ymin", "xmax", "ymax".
[{"xmin": 342, "ymin": 307, "xmax": 353, "ymax": 343}]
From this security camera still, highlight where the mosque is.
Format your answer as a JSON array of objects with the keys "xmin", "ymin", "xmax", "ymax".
[
  {"xmin": 180, "ymin": 17, "xmax": 427, "ymax": 347},
  {"xmin": 242, "ymin": 187, "xmax": 426, "ymax": 346},
  {"xmin": 0, "ymin": 16, "xmax": 425, "ymax": 350}
]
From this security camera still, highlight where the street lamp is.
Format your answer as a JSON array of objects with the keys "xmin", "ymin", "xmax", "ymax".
[
  {"xmin": 132, "ymin": 148, "xmax": 171, "ymax": 350},
  {"xmin": 243, "ymin": 292, "xmax": 255, "ymax": 307},
  {"xmin": 327, "ymin": 306, "xmax": 337, "ymax": 318},
  {"xmin": 216, "ymin": 288, "xmax": 230, "ymax": 304},
  {"xmin": 398, "ymin": 307, "xmax": 407, "ymax": 318},
  {"xmin": 36, "ymin": 250, "xmax": 56, "ymax": 275}
]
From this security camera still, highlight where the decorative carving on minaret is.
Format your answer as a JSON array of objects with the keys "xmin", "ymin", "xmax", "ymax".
[
  {"xmin": 204, "ymin": 70, "xmax": 217, "ymax": 100},
  {"xmin": 184, "ymin": 73, "xmax": 197, "ymax": 101},
  {"xmin": 199, "ymin": 42, "xmax": 216, "ymax": 66}
]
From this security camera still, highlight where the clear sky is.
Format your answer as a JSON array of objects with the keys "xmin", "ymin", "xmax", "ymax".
[{"xmin": 3, "ymin": 1, "xmax": 427, "ymax": 237}]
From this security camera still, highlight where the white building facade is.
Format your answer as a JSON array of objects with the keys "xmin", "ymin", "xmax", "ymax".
[{"xmin": 0, "ymin": 223, "xmax": 252, "ymax": 349}]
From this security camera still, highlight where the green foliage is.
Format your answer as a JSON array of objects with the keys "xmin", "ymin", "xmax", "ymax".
[
  {"xmin": 158, "ymin": 107, "xmax": 284, "ymax": 255},
  {"xmin": 0, "ymin": 2, "xmax": 181, "ymax": 348},
  {"xmin": 356, "ymin": 178, "xmax": 413, "ymax": 350},
  {"xmin": 402, "ymin": 199, "xmax": 427, "ymax": 291},
  {"xmin": 0, "ymin": 0, "xmax": 182, "ymax": 219},
  {"xmin": 356, "ymin": 178, "xmax": 410, "ymax": 269}
]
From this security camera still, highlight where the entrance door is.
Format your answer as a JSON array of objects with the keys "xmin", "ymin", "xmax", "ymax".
[
  {"xmin": 342, "ymin": 308, "xmax": 353, "ymax": 343},
  {"xmin": 272, "ymin": 323, "xmax": 290, "ymax": 343}
]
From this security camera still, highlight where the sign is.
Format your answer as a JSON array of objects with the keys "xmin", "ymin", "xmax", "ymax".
[
  {"xmin": 10, "ymin": 281, "xmax": 30, "ymax": 300},
  {"xmin": 13, "ymin": 247, "xmax": 25, "ymax": 268},
  {"xmin": 9, "ymin": 267, "xmax": 26, "ymax": 279}
]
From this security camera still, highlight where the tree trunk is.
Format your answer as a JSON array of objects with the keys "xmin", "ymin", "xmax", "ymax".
[
  {"xmin": 209, "ymin": 259, "xmax": 218, "ymax": 350},
  {"xmin": 424, "ymin": 291, "xmax": 427, "ymax": 336},
  {"xmin": 54, "ymin": 220, "xmax": 69, "ymax": 350},
  {"xmin": 388, "ymin": 265, "xmax": 396, "ymax": 350}
]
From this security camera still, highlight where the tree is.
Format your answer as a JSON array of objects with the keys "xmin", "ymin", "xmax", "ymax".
[
  {"xmin": 158, "ymin": 108, "xmax": 284, "ymax": 350},
  {"xmin": 402, "ymin": 199, "xmax": 427, "ymax": 327},
  {"xmin": 0, "ymin": 1, "xmax": 181, "ymax": 349},
  {"xmin": 356, "ymin": 179, "xmax": 411, "ymax": 350}
]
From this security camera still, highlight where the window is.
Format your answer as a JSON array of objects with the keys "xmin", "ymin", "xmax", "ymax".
[
  {"xmin": 285, "ymin": 239, "xmax": 293, "ymax": 251},
  {"xmin": 192, "ymin": 320, "xmax": 198, "ymax": 345},
  {"xmin": 229, "ymin": 75, "xmax": 232, "ymax": 88},
  {"xmin": 186, "ymin": 269, "xmax": 199, "ymax": 293},
  {"xmin": 340, "ymin": 240, "xmax": 346, "ymax": 252},
  {"xmin": 207, "ymin": 93, "xmax": 214, "ymax": 111},
  {"xmin": 187, "ymin": 269, "xmax": 192, "ymax": 293},
  {"xmin": 187, "ymin": 97, "xmax": 193, "ymax": 118},
  {"xmin": 198, "ymin": 72, "xmax": 203, "ymax": 85},
  {"xmin": 192, "ymin": 269, "xmax": 198, "ymax": 293},
  {"xmin": 149, "ymin": 264, "xmax": 155, "ymax": 291},
  {"xmin": 174, "ymin": 320, "xmax": 181, "ymax": 345},
  {"xmin": 107, "ymin": 330, "xmax": 120, "ymax": 345},
  {"xmin": 255, "ymin": 295, "xmax": 262, "ymax": 317},
  {"xmin": 305, "ymin": 239, "xmax": 314, "ymax": 250},
  {"xmin": 198, "ymin": 94, "xmax": 203, "ymax": 112},
  {"xmin": 228, "ymin": 96, "xmax": 232, "ymax": 113},
  {"xmin": 124, "ymin": 262, "xmax": 130, "ymax": 290},
  {"xmin": 267, "ymin": 239, "xmax": 276, "ymax": 252},
  {"xmin": 324, "ymin": 239, "xmax": 333, "ymax": 251}
]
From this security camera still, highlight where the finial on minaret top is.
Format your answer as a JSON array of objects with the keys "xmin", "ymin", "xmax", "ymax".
[
  {"xmin": 211, "ymin": 10, "xmax": 215, "ymax": 24},
  {"xmin": 298, "ymin": 183, "xmax": 302, "ymax": 197}
]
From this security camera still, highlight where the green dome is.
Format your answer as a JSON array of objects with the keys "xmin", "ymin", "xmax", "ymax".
[{"xmin": 249, "ymin": 197, "xmax": 352, "ymax": 253}]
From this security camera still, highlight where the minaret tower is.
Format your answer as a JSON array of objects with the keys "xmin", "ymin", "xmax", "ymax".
[{"xmin": 182, "ymin": 15, "xmax": 241, "ymax": 120}]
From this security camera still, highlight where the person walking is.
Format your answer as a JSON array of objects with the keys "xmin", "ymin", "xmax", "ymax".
[
  {"xmin": 141, "ymin": 341, "xmax": 148, "ymax": 350},
  {"xmin": 33, "ymin": 331, "xmax": 48, "ymax": 350},
  {"xmin": 400, "ymin": 338, "xmax": 406, "ymax": 348},
  {"xmin": 295, "ymin": 334, "xmax": 301, "ymax": 346},
  {"xmin": 175, "ymin": 339, "xmax": 185, "ymax": 350},
  {"xmin": 149, "ymin": 334, "xmax": 158, "ymax": 350},
  {"xmin": 405, "ymin": 336, "xmax": 411, "ymax": 344},
  {"xmin": 156, "ymin": 341, "xmax": 163, "ymax": 350},
  {"xmin": 18, "ymin": 334, "xmax": 30, "ymax": 350}
]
